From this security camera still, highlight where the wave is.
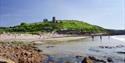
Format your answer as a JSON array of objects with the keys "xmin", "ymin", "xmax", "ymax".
[{"xmin": 111, "ymin": 35, "xmax": 125, "ymax": 42}]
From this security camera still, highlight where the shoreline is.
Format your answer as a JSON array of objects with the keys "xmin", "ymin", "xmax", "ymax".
[
  {"xmin": 42, "ymin": 36, "xmax": 87, "ymax": 43},
  {"xmin": 0, "ymin": 33, "xmax": 88, "ymax": 43}
]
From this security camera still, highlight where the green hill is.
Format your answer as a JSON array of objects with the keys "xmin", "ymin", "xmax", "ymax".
[
  {"xmin": 0, "ymin": 20, "xmax": 105, "ymax": 33},
  {"xmin": 60, "ymin": 20, "xmax": 105, "ymax": 32}
]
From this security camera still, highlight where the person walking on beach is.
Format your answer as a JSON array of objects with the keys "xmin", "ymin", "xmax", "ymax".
[
  {"xmin": 100, "ymin": 35, "xmax": 102, "ymax": 40},
  {"xmin": 91, "ymin": 35, "xmax": 94, "ymax": 41},
  {"xmin": 37, "ymin": 32, "xmax": 43, "ymax": 39},
  {"xmin": 108, "ymin": 35, "xmax": 110, "ymax": 39},
  {"xmin": 14, "ymin": 33, "xmax": 17, "ymax": 39}
]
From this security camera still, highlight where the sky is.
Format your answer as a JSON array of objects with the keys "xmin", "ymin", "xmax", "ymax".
[{"xmin": 0, "ymin": 0, "xmax": 124, "ymax": 29}]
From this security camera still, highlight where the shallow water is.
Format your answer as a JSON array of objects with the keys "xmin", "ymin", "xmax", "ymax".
[{"xmin": 37, "ymin": 35, "xmax": 125, "ymax": 63}]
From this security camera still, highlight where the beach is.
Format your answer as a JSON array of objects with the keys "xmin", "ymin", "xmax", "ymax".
[
  {"xmin": 0, "ymin": 33, "xmax": 87, "ymax": 43},
  {"xmin": 0, "ymin": 34, "xmax": 125, "ymax": 63}
]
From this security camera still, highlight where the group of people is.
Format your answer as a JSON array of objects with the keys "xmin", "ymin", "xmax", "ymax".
[{"xmin": 91, "ymin": 35, "xmax": 110, "ymax": 41}]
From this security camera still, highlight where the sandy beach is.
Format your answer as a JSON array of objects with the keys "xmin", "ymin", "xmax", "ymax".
[{"xmin": 0, "ymin": 33, "xmax": 87, "ymax": 43}]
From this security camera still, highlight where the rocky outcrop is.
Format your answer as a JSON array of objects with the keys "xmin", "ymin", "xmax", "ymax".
[
  {"xmin": 81, "ymin": 56, "xmax": 107, "ymax": 63},
  {"xmin": 0, "ymin": 61, "xmax": 7, "ymax": 63},
  {"xmin": 0, "ymin": 43, "xmax": 45, "ymax": 63},
  {"xmin": 81, "ymin": 57, "xmax": 93, "ymax": 63}
]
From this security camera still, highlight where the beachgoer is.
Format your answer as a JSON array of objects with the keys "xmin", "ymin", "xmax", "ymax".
[
  {"xmin": 91, "ymin": 35, "xmax": 94, "ymax": 41},
  {"xmin": 100, "ymin": 35, "xmax": 102, "ymax": 40},
  {"xmin": 108, "ymin": 35, "xmax": 110, "ymax": 39}
]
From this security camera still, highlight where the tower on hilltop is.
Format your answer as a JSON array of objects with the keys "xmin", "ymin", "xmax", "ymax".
[{"xmin": 52, "ymin": 16, "xmax": 57, "ymax": 23}]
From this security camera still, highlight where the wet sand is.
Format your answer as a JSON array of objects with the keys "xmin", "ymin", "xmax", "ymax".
[{"xmin": 45, "ymin": 37, "xmax": 86, "ymax": 41}]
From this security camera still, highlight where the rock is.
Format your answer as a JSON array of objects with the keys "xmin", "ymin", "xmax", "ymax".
[
  {"xmin": 48, "ymin": 60, "xmax": 55, "ymax": 63},
  {"xmin": 88, "ymin": 56, "xmax": 106, "ymax": 63},
  {"xmin": 46, "ymin": 46, "xmax": 55, "ymax": 48},
  {"xmin": 64, "ymin": 61, "xmax": 73, "ymax": 63},
  {"xmin": 99, "ymin": 46, "xmax": 114, "ymax": 49},
  {"xmin": 81, "ymin": 57, "xmax": 93, "ymax": 63},
  {"xmin": 0, "ymin": 61, "xmax": 7, "ymax": 63},
  {"xmin": 107, "ymin": 57, "xmax": 113, "ymax": 62},
  {"xmin": 0, "ymin": 44, "xmax": 44, "ymax": 63},
  {"xmin": 105, "ymin": 46, "xmax": 113, "ymax": 49},
  {"xmin": 117, "ymin": 51, "xmax": 125, "ymax": 54},
  {"xmin": 99, "ymin": 46, "xmax": 105, "ymax": 48},
  {"xmin": 116, "ymin": 45, "xmax": 124, "ymax": 48},
  {"xmin": 75, "ymin": 55, "xmax": 83, "ymax": 58},
  {"xmin": 88, "ymin": 56, "xmax": 96, "ymax": 60}
]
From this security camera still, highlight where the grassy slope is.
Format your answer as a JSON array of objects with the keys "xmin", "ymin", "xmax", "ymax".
[
  {"xmin": 0, "ymin": 20, "xmax": 105, "ymax": 33},
  {"xmin": 60, "ymin": 20, "xmax": 105, "ymax": 32}
]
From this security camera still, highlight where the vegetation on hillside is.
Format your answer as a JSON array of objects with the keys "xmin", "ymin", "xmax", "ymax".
[
  {"xmin": 0, "ymin": 19, "xmax": 105, "ymax": 33},
  {"xmin": 60, "ymin": 20, "xmax": 105, "ymax": 32}
]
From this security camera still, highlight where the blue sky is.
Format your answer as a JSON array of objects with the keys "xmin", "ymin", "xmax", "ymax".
[{"xmin": 0, "ymin": 0, "xmax": 124, "ymax": 29}]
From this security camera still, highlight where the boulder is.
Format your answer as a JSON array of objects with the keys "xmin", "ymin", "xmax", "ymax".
[
  {"xmin": 88, "ymin": 56, "xmax": 106, "ymax": 63},
  {"xmin": 107, "ymin": 57, "xmax": 113, "ymax": 62},
  {"xmin": 81, "ymin": 57, "xmax": 93, "ymax": 63},
  {"xmin": 0, "ymin": 61, "xmax": 7, "ymax": 63},
  {"xmin": 64, "ymin": 61, "xmax": 73, "ymax": 63},
  {"xmin": 48, "ymin": 60, "xmax": 55, "ymax": 63}
]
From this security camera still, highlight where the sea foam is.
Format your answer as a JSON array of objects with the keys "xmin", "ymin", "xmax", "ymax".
[{"xmin": 111, "ymin": 35, "xmax": 125, "ymax": 42}]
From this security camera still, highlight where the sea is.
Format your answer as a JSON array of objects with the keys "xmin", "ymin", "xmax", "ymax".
[
  {"xmin": 111, "ymin": 35, "xmax": 125, "ymax": 42},
  {"xmin": 37, "ymin": 35, "xmax": 125, "ymax": 63}
]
